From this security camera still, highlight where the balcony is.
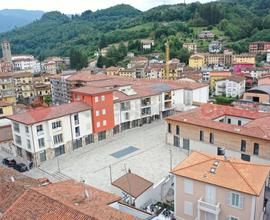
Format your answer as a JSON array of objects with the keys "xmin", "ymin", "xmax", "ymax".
[
  {"xmin": 141, "ymin": 107, "xmax": 151, "ymax": 116},
  {"xmin": 164, "ymin": 92, "xmax": 172, "ymax": 101},
  {"xmin": 74, "ymin": 120, "xmax": 79, "ymax": 125},
  {"xmin": 198, "ymin": 197, "xmax": 221, "ymax": 216},
  {"xmin": 141, "ymin": 98, "xmax": 151, "ymax": 108}
]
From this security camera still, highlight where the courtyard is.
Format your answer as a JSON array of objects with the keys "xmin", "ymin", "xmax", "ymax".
[{"xmin": 23, "ymin": 120, "xmax": 187, "ymax": 193}]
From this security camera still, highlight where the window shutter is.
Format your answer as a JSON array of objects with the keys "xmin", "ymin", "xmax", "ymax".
[{"xmin": 239, "ymin": 194, "xmax": 244, "ymax": 209}]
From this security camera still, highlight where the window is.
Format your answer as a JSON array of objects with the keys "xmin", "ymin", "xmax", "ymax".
[
  {"xmin": 25, "ymin": 126, "xmax": 29, "ymax": 133},
  {"xmin": 53, "ymin": 134, "xmax": 63, "ymax": 144},
  {"xmin": 210, "ymin": 133, "xmax": 214, "ymax": 144},
  {"xmin": 36, "ymin": 124, "xmax": 43, "ymax": 133},
  {"xmin": 229, "ymin": 192, "xmax": 243, "ymax": 209},
  {"xmin": 15, "ymin": 135, "xmax": 22, "ymax": 145},
  {"xmin": 52, "ymin": 121, "xmax": 61, "ymax": 129},
  {"xmin": 174, "ymin": 136, "xmax": 180, "ymax": 147},
  {"xmin": 0, "ymin": 108, "xmax": 3, "ymax": 114},
  {"xmin": 102, "ymin": 109, "xmax": 106, "ymax": 115},
  {"xmin": 183, "ymin": 139, "xmax": 190, "ymax": 150},
  {"xmin": 27, "ymin": 139, "xmax": 31, "ymax": 150},
  {"xmin": 168, "ymin": 123, "xmax": 171, "ymax": 133},
  {"xmin": 13, "ymin": 122, "xmax": 20, "ymax": 133},
  {"xmin": 125, "ymin": 112, "xmax": 129, "ymax": 120},
  {"xmin": 95, "ymin": 96, "xmax": 99, "ymax": 103},
  {"xmin": 101, "ymin": 95, "xmax": 105, "ymax": 101},
  {"xmin": 73, "ymin": 138, "xmax": 82, "ymax": 150},
  {"xmin": 55, "ymin": 145, "xmax": 65, "ymax": 157},
  {"xmin": 98, "ymin": 131, "xmax": 106, "ymax": 141},
  {"xmin": 97, "ymin": 122, "xmax": 100, "ymax": 128},
  {"xmin": 85, "ymin": 134, "xmax": 94, "ymax": 145},
  {"xmin": 238, "ymin": 120, "xmax": 242, "ymax": 126},
  {"xmin": 74, "ymin": 114, "xmax": 79, "ymax": 124},
  {"xmin": 184, "ymin": 201, "xmax": 193, "ymax": 216},
  {"xmin": 176, "ymin": 125, "xmax": 180, "ymax": 135},
  {"xmin": 241, "ymin": 140, "xmax": 246, "ymax": 152},
  {"xmin": 184, "ymin": 179, "xmax": 193, "ymax": 195},
  {"xmin": 228, "ymin": 216, "xmax": 239, "ymax": 220},
  {"xmin": 228, "ymin": 118, "xmax": 231, "ymax": 124},
  {"xmin": 200, "ymin": 130, "xmax": 204, "ymax": 141},
  {"xmin": 96, "ymin": 110, "xmax": 100, "ymax": 116},
  {"xmin": 253, "ymin": 143, "xmax": 259, "ymax": 155},
  {"xmin": 75, "ymin": 127, "xmax": 80, "ymax": 137},
  {"xmin": 103, "ymin": 120, "xmax": 107, "ymax": 126},
  {"xmin": 38, "ymin": 138, "xmax": 45, "ymax": 148}
]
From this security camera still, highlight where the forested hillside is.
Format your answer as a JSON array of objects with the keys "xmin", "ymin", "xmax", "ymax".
[{"xmin": 1, "ymin": 1, "xmax": 270, "ymax": 60}]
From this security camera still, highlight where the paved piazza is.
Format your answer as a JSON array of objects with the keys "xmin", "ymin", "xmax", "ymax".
[{"xmin": 2, "ymin": 120, "xmax": 188, "ymax": 193}]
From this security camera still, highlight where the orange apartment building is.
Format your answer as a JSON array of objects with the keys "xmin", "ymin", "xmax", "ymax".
[
  {"xmin": 166, "ymin": 103, "xmax": 270, "ymax": 163},
  {"xmin": 172, "ymin": 151, "xmax": 270, "ymax": 220},
  {"xmin": 72, "ymin": 86, "xmax": 115, "ymax": 141}
]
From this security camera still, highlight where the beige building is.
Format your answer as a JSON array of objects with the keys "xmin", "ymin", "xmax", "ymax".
[
  {"xmin": 0, "ymin": 73, "xmax": 16, "ymax": 104},
  {"xmin": 166, "ymin": 103, "xmax": 270, "ymax": 162},
  {"xmin": 183, "ymin": 43, "xmax": 197, "ymax": 53},
  {"xmin": 172, "ymin": 151, "xmax": 270, "ymax": 220},
  {"xmin": 106, "ymin": 66, "xmax": 120, "ymax": 76},
  {"xmin": 13, "ymin": 72, "xmax": 34, "ymax": 101}
]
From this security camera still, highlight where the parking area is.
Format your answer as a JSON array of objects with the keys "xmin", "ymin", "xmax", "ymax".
[{"xmin": 18, "ymin": 120, "xmax": 187, "ymax": 193}]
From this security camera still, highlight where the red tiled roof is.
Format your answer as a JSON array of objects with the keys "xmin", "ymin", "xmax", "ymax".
[
  {"xmin": 2, "ymin": 180, "xmax": 139, "ymax": 220},
  {"xmin": 72, "ymin": 86, "xmax": 111, "ymax": 95},
  {"xmin": 66, "ymin": 71, "xmax": 112, "ymax": 82},
  {"xmin": 8, "ymin": 102, "xmax": 91, "ymax": 125},
  {"xmin": 0, "ymin": 101, "xmax": 12, "ymax": 107},
  {"xmin": 210, "ymin": 71, "xmax": 232, "ymax": 77},
  {"xmin": 172, "ymin": 151, "xmax": 270, "ymax": 196},
  {"xmin": 166, "ymin": 103, "xmax": 270, "ymax": 141}
]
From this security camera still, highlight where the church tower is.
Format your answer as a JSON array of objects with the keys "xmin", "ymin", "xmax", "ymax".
[{"xmin": 1, "ymin": 40, "xmax": 12, "ymax": 63}]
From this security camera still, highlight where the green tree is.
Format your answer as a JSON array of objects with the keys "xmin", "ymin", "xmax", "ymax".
[
  {"xmin": 44, "ymin": 95, "xmax": 52, "ymax": 106},
  {"xmin": 70, "ymin": 48, "xmax": 88, "ymax": 70},
  {"xmin": 98, "ymin": 35, "xmax": 108, "ymax": 49}
]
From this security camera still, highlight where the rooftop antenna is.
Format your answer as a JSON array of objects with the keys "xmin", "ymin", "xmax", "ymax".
[
  {"xmin": 10, "ymin": 176, "xmax": 15, "ymax": 182},
  {"xmin": 81, "ymin": 179, "xmax": 91, "ymax": 201}
]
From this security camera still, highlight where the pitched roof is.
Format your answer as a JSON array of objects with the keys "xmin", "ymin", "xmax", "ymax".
[
  {"xmin": 72, "ymin": 86, "xmax": 111, "ymax": 95},
  {"xmin": 112, "ymin": 172, "xmax": 153, "ymax": 198},
  {"xmin": 0, "ymin": 101, "xmax": 12, "ymax": 107},
  {"xmin": 246, "ymin": 85, "xmax": 270, "ymax": 95},
  {"xmin": 171, "ymin": 151, "xmax": 270, "ymax": 196},
  {"xmin": 0, "ymin": 167, "xmax": 39, "ymax": 214},
  {"xmin": 210, "ymin": 71, "xmax": 232, "ymax": 77},
  {"xmin": 166, "ymin": 103, "xmax": 270, "ymax": 141},
  {"xmin": 8, "ymin": 102, "xmax": 91, "ymax": 125},
  {"xmin": 2, "ymin": 180, "xmax": 139, "ymax": 220}
]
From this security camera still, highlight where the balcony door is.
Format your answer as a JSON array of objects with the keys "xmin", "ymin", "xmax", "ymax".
[{"xmin": 205, "ymin": 184, "xmax": 216, "ymax": 204}]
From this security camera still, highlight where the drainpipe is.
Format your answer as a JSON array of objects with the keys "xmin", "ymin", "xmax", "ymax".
[
  {"xmin": 69, "ymin": 114, "xmax": 74, "ymax": 150},
  {"xmin": 30, "ymin": 125, "xmax": 38, "ymax": 167}
]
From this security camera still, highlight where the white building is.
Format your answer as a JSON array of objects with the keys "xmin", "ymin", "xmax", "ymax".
[
  {"xmin": 12, "ymin": 55, "xmax": 40, "ymax": 73},
  {"xmin": 215, "ymin": 76, "xmax": 246, "ymax": 97},
  {"xmin": 8, "ymin": 102, "xmax": 92, "ymax": 165},
  {"xmin": 140, "ymin": 39, "xmax": 155, "ymax": 50},
  {"xmin": 208, "ymin": 41, "xmax": 222, "ymax": 53}
]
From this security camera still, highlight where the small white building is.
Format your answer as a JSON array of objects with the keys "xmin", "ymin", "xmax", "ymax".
[
  {"xmin": 8, "ymin": 102, "xmax": 92, "ymax": 165},
  {"xmin": 12, "ymin": 55, "xmax": 39, "ymax": 73},
  {"xmin": 209, "ymin": 41, "xmax": 222, "ymax": 53},
  {"xmin": 140, "ymin": 39, "xmax": 155, "ymax": 50},
  {"xmin": 215, "ymin": 75, "xmax": 246, "ymax": 97}
]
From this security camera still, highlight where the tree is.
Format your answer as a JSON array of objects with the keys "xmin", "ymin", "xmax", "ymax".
[
  {"xmin": 44, "ymin": 95, "xmax": 52, "ymax": 106},
  {"xmin": 118, "ymin": 42, "xmax": 128, "ymax": 59},
  {"xmin": 179, "ymin": 48, "xmax": 190, "ymax": 64},
  {"xmin": 70, "ymin": 48, "xmax": 88, "ymax": 70},
  {"xmin": 98, "ymin": 35, "xmax": 108, "ymax": 49}
]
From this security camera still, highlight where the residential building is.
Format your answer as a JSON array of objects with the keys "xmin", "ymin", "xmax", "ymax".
[
  {"xmin": 8, "ymin": 102, "xmax": 93, "ymax": 165},
  {"xmin": 267, "ymin": 50, "xmax": 270, "ymax": 63},
  {"xmin": 258, "ymin": 75, "xmax": 270, "ymax": 86},
  {"xmin": 12, "ymin": 54, "xmax": 40, "ymax": 73},
  {"xmin": 249, "ymin": 41, "xmax": 270, "ymax": 54},
  {"xmin": 128, "ymin": 56, "xmax": 148, "ymax": 68},
  {"xmin": 140, "ymin": 39, "xmax": 155, "ymax": 50},
  {"xmin": 198, "ymin": 31, "xmax": 215, "ymax": 39},
  {"xmin": 172, "ymin": 151, "xmax": 270, "ymax": 220},
  {"xmin": 183, "ymin": 43, "xmax": 197, "ymax": 53},
  {"xmin": 215, "ymin": 75, "xmax": 246, "ymax": 97},
  {"xmin": 0, "ymin": 73, "xmax": 16, "ymax": 103},
  {"xmin": 203, "ymin": 50, "xmax": 234, "ymax": 67},
  {"xmin": 13, "ymin": 72, "xmax": 34, "ymax": 103},
  {"xmin": 119, "ymin": 68, "xmax": 137, "ymax": 78},
  {"xmin": 209, "ymin": 71, "xmax": 232, "ymax": 91},
  {"xmin": 242, "ymin": 67, "xmax": 270, "ymax": 79},
  {"xmin": 0, "ymin": 167, "xmax": 149, "ymax": 220},
  {"xmin": 0, "ymin": 59, "xmax": 12, "ymax": 72},
  {"xmin": 233, "ymin": 54, "xmax": 256, "ymax": 73},
  {"xmin": 43, "ymin": 60, "xmax": 58, "ymax": 74},
  {"xmin": 0, "ymin": 101, "xmax": 13, "ymax": 119},
  {"xmin": 208, "ymin": 41, "xmax": 222, "ymax": 53},
  {"xmin": 106, "ymin": 66, "xmax": 120, "ymax": 76},
  {"xmin": 243, "ymin": 85, "xmax": 270, "ymax": 104},
  {"xmin": 166, "ymin": 103, "xmax": 270, "ymax": 162},
  {"xmin": 189, "ymin": 54, "xmax": 205, "ymax": 69}
]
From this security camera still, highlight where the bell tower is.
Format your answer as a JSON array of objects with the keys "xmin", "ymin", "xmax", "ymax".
[{"xmin": 1, "ymin": 40, "xmax": 12, "ymax": 63}]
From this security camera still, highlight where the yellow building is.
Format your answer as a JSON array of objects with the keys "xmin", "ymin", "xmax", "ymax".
[
  {"xmin": 105, "ymin": 66, "xmax": 120, "ymax": 76},
  {"xmin": 209, "ymin": 71, "xmax": 232, "ymax": 91},
  {"xmin": 13, "ymin": 72, "xmax": 34, "ymax": 101},
  {"xmin": 0, "ymin": 101, "xmax": 13, "ymax": 118},
  {"xmin": 161, "ymin": 64, "xmax": 182, "ymax": 80},
  {"xmin": 0, "ymin": 73, "xmax": 16, "ymax": 104},
  {"xmin": 189, "ymin": 54, "xmax": 205, "ymax": 69},
  {"xmin": 233, "ymin": 54, "xmax": 256, "ymax": 65}
]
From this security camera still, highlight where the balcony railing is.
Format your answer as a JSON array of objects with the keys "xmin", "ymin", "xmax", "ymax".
[{"xmin": 198, "ymin": 197, "xmax": 221, "ymax": 215}]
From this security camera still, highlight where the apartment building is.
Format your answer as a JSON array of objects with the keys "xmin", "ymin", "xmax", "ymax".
[
  {"xmin": 172, "ymin": 151, "xmax": 270, "ymax": 220},
  {"xmin": 8, "ymin": 102, "xmax": 92, "ymax": 165},
  {"xmin": 249, "ymin": 41, "xmax": 270, "ymax": 54},
  {"xmin": 0, "ymin": 59, "xmax": 12, "ymax": 72},
  {"xmin": 198, "ymin": 31, "xmax": 215, "ymax": 39},
  {"xmin": 166, "ymin": 104, "xmax": 270, "ymax": 163},
  {"xmin": 0, "ymin": 73, "xmax": 16, "ymax": 103},
  {"xmin": 189, "ymin": 54, "xmax": 205, "ymax": 69},
  {"xmin": 209, "ymin": 71, "xmax": 232, "ymax": 91},
  {"xmin": 13, "ymin": 72, "xmax": 34, "ymax": 102},
  {"xmin": 215, "ymin": 75, "xmax": 246, "ymax": 97},
  {"xmin": 12, "ymin": 55, "xmax": 40, "ymax": 73},
  {"xmin": 208, "ymin": 41, "xmax": 222, "ymax": 53},
  {"xmin": 183, "ymin": 43, "xmax": 197, "ymax": 53},
  {"xmin": 106, "ymin": 66, "xmax": 121, "ymax": 76}
]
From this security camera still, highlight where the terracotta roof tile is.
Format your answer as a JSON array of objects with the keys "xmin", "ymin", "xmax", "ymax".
[
  {"xmin": 172, "ymin": 151, "xmax": 270, "ymax": 196},
  {"xmin": 8, "ymin": 102, "xmax": 91, "ymax": 125}
]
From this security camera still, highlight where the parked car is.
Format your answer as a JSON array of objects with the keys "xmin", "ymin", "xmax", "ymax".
[
  {"xmin": 13, "ymin": 163, "xmax": 28, "ymax": 172},
  {"xmin": 2, "ymin": 158, "xmax": 16, "ymax": 167}
]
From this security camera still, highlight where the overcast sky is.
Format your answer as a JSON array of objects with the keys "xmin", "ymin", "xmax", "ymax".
[{"xmin": 0, "ymin": 0, "xmax": 212, "ymax": 14}]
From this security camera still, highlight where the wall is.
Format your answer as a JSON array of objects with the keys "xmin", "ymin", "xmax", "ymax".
[
  {"xmin": 0, "ymin": 105, "xmax": 13, "ymax": 118},
  {"xmin": 258, "ymin": 77, "xmax": 270, "ymax": 86},
  {"xmin": 243, "ymin": 92, "xmax": 270, "ymax": 103},
  {"xmin": 174, "ymin": 176, "xmax": 254, "ymax": 220},
  {"xmin": 192, "ymin": 87, "xmax": 209, "ymax": 103}
]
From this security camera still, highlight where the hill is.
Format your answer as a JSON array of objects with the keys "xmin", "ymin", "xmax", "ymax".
[
  {"xmin": 1, "ymin": 1, "xmax": 270, "ymax": 60},
  {"xmin": 0, "ymin": 9, "xmax": 44, "ymax": 33}
]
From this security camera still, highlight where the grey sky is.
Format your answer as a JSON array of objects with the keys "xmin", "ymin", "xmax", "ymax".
[{"xmin": 0, "ymin": 0, "xmax": 212, "ymax": 14}]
